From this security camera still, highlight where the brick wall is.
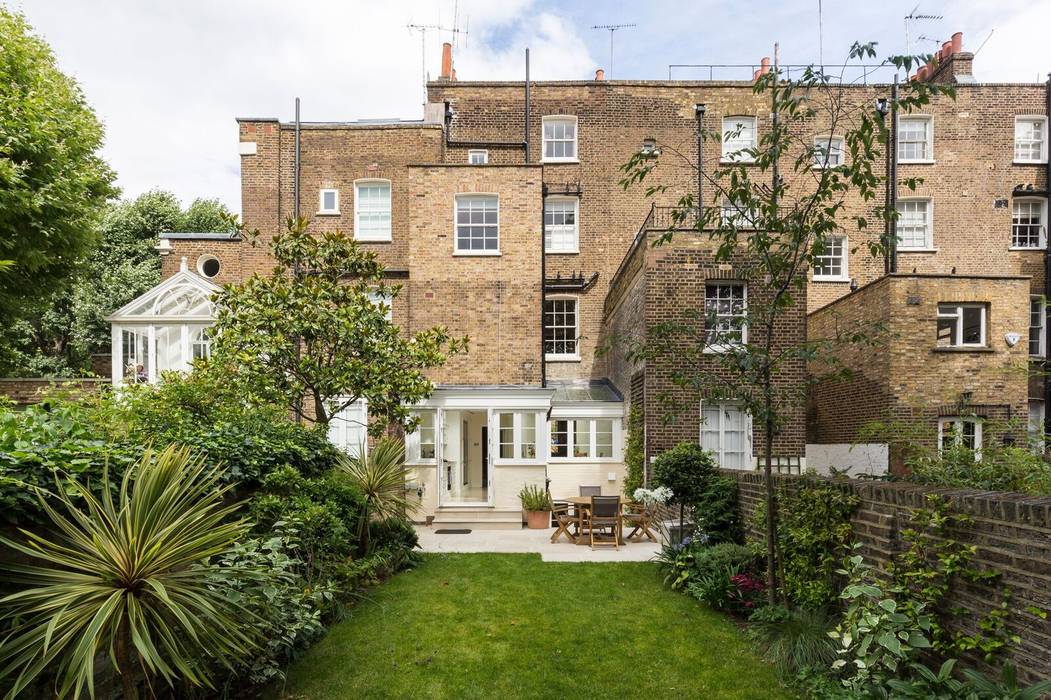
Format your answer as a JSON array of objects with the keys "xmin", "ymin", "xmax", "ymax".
[
  {"xmin": 0, "ymin": 379, "xmax": 107, "ymax": 405},
  {"xmin": 809, "ymin": 274, "xmax": 1032, "ymax": 470},
  {"xmin": 407, "ymin": 164, "xmax": 543, "ymax": 385},
  {"xmin": 727, "ymin": 469, "xmax": 1051, "ymax": 684}
]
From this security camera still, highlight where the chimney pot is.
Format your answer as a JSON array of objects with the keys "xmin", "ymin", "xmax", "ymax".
[
  {"xmin": 760, "ymin": 56, "xmax": 771, "ymax": 74},
  {"xmin": 917, "ymin": 65, "xmax": 928, "ymax": 80},
  {"xmin": 440, "ymin": 42, "xmax": 453, "ymax": 80},
  {"xmin": 942, "ymin": 40, "xmax": 953, "ymax": 57},
  {"xmin": 595, "ymin": 68, "xmax": 605, "ymax": 81},
  {"xmin": 951, "ymin": 32, "xmax": 963, "ymax": 53},
  {"xmin": 450, "ymin": 68, "xmax": 457, "ymax": 81}
]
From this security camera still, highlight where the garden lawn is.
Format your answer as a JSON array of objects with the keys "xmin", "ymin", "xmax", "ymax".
[{"xmin": 270, "ymin": 553, "xmax": 793, "ymax": 699}]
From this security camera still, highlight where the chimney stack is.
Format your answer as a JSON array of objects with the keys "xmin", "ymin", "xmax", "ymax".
[
  {"xmin": 595, "ymin": 68, "xmax": 605, "ymax": 81},
  {"xmin": 914, "ymin": 32, "xmax": 974, "ymax": 84},
  {"xmin": 440, "ymin": 42, "xmax": 453, "ymax": 80}
]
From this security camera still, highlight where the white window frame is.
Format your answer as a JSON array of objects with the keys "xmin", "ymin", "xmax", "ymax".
[
  {"xmin": 1010, "ymin": 198, "xmax": 1047, "ymax": 250},
  {"xmin": 813, "ymin": 235, "xmax": 849, "ymax": 281},
  {"xmin": 405, "ymin": 409, "xmax": 437, "ymax": 464},
  {"xmin": 1014, "ymin": 116, "xmax": 1048, "ymax": 164},
  {"xmin": 937, "ymin": 303, "xmax": 987, "ymax": 348},
  {"xmin": 704, "ymin": 282, "xmax": 748, "ymax": 352},
  {"xmin": 453, "ymin": 193, "xmax": 500, "ymax": 256},
  {"xmin": 469, "ymin": 149, "xmax": 489, "ymax": 165},
  {"xmin": 196, "ymin": 255, "xmax": 221, "ymax": 279},
  {"xmin": 328, "ymin": 399, "xmax": 367, "ymax": 457},
  {"xmin": 720, "ymin": 198, "xmax": 756, "ymax": 229},
  {"xmin": 353, "ymin": 179, "xmax": 392, "ymax": 242},
  {"xmin": 544, "ymin": 196, "xmax": 579, "ymax": 254},
  {"xmin": 721, "ymin": 116, "xmax": 757, "ymax": 163},
  {"xmin": 896, "ymin": 198, "xmax": 934, "ymax": 251},
  {"xmin": 813, "ymin": 135, "xmax": 845, "ymax": 169},
  {"xmin": 544, "ymin": 295, "xmax": 580, "ymax": 361},
  {"xmin": 897, "ymin": 115, "xmax": 934, "ymax": 163},
  {"xmin": 1031, "ymin": 296, "xmax": 1046, "ymax": 358},
  {"xmin": 548, "ymin": 417, "xmax": 620, "ymax": 462},
  {"xmin": 937, "ymin": 416, "xmax": 982, "ymax": 454},
  {"xmin": 496, "ymin": 411, "xmax": 543, "ymax": 464},
  {"xmin": 318, "ymin": 188, "xmax": 340, "ymax": 215},
  {"xmin": 541, "ymin": 116, "xmax": 578, "ymax": 163},
  {"xmin": 699, "ymin": 401, "xmax": 753, "ymax": 470}
]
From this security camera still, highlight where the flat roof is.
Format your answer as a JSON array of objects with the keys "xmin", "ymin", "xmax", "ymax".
[{"xmin": 159, "ymin": 232, "xmax": 239, "ymax": 240}]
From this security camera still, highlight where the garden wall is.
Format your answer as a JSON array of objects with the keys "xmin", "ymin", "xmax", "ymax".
[{"xmin": 723, "ymin": 470, "xmax": 1051, "ymax": 684}]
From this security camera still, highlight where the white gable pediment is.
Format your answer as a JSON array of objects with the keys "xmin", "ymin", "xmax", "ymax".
[{"xmin": 107, "ymin": 265, "xmax": 219, "ymax": 323}]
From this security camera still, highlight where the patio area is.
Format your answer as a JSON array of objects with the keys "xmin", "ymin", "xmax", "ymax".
[{"xmin": 415, "ymin": 524, "xmax": 662, "ymax": 562}]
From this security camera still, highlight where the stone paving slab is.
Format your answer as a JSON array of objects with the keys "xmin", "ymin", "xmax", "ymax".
[{"xmin": 415, "ymin": 525, "xmax": 662, "ymax": 562}]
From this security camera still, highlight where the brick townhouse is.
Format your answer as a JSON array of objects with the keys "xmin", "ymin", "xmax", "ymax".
[{"xmin": 107, "ymin": 35, "xmax": 1049, "ymax": 525}]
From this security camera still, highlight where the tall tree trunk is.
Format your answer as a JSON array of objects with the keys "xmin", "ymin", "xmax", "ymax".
[{"xmin": 115, "ymin": 618, "xmax": 140, "ymax": 700}]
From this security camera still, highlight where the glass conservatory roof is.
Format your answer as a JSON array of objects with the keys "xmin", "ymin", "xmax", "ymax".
[{"xmin": 107, "ymin": 262, "xmax": 219, "ymax": 322}]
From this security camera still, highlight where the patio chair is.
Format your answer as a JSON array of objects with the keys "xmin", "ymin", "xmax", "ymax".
[
  {"xmin": 579, "ymin": 486, "xmax": 602, "ymax": 497},
  {"xmin": 588, "ymin": 495, "xmax": 622, "ymax": 550},
  {"xmin": 550, "ymin": 502, "xmax": 577, "ymax": 544},
  {"xmin": 623, "ymin": 502, "xmax": 658, "ymax": 542}
]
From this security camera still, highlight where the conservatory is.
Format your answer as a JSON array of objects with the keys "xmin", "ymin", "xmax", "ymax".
[{"xmin": 106, "ymin": 259, "xmax": 218, "ymax": 386}]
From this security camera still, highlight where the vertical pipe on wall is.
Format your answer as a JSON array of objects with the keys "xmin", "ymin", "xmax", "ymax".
[
  {"xmin": 1043, "ymin": 74, "xmax": 1051, "ymax": 439},
  {"xmin": 294, "ymin": 97, "xmax": 301, "ymax": 221},
  {"xmin": 888, "ymin": 79, "xmax": 899, "ymax": 274},
  {"xmin": 524, "ymin": 49, "xmax": 531, "ymax": 163},
  {"xmin": 540, "ymin": 184, "xmax": 547, "ymax": 388}
]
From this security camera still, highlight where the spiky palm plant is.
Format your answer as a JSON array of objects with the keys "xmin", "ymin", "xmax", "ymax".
[
  {"xmin": 0, "ymin": 445, "xmax": 255, "ymax": 700},
  {"xmin": 336, "ymin": 438, "xmax": 410, "ymax": 553}
]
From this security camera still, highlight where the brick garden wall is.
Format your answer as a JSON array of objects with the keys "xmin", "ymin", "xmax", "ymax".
[
  {"xmin": 0, "ymin": 378, "xmax": 107, "ymax": 406},
  {"xmin": 725, "ymin": 469, "xmax": 1051, "ymax": 684}
]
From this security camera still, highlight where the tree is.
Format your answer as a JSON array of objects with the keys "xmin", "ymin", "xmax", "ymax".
[
  {"xmin": 212, "ymin": 218, "xmax": 467, "ymax": 428},
  {"xmin": 0, "ymin": 191, "xmax": 235, "ymax": 376},
  {"xmin": 0, "ymin": 8, "xmax": 117, "ymax": 320},
  {"xmin": 0, "ymin": 445, "xmax": 255, "ymax": 699},
  {"xmin": 618, "ymin": 44, "xmax": 953, "ymax": 603}
]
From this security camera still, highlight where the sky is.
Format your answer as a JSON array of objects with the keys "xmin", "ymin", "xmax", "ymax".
[{"xmin": 15, "ymin": 0, "xmax": 1051, "ymax": 216}]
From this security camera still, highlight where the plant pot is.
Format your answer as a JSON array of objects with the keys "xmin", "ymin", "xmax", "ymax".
[{"xmin": 525, "ymin": 509, "xmax": 550, "ymax": 529}]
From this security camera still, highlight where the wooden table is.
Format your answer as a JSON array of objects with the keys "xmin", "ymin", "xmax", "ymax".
[{"xmin": 563, "ymin": 496, "xmax": 626, "ymax": 546}]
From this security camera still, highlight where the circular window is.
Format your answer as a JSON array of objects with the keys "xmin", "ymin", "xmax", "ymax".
[{"xmin": 197, "ymin": 256, "xmax": 221, "ymax": 278}]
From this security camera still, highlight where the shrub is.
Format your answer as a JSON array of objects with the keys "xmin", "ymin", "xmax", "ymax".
[
  {"xmin": 694, "ymin": 476, "xmax": 739, "ymax": 544},
  {"xmin": 336, "ymin": 438, "xmax": 410, "ymax": 553},
  {"xmin": 688, "ymin": 565, "xmax": 764, "ymax": 613},
  {"xmin": 0, "ymin": 399, "xmax": 141, "ymax": 524},
  {"xmin": 651, "ymin": 442, "xmax": 718, "ymax": 515},
  {"xmin": 655, "ymin": 540, "xmax": 755, "ymax": 591},
  {"xmin": 908, "ymin": 443, "xmax": 1051, "ymax": 495},
  {"xmin": 518, "ymin": 483, "xmax": 551, "ymax": 511},
  {"xmin": 207, "ymin": 534, "xmax": 333, "ymax": 688},
  {"xmin": 369, "ymin": 516, "xmax": 420, "ymax": 552},
  {"xmin": 776, "ymin": 479, "xmax": 859, "ymax": 609},
  {"xmin": 747, "ymin": 605, "xmax": 837, "ymax": 678}
]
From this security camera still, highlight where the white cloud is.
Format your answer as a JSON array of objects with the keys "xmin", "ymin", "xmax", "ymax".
[{"xmin": 14, "ymin": 0, "xmax": 594, "ymax": 216}]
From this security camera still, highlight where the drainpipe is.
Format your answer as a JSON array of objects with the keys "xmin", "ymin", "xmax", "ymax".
[
  {"xmin": 695, "ymin": 104, "xmax": 706, "ymax": 218},
  {"xmin": 525, "ymin": 49, "xmax": 531, "ymax": 163},
  {"xmin": 1044, "ymin": 73, "xmax": 1051, "ymax": 440},
  {"xmin": 541, "ymin": 184, "xmax": 547, "ymax": 388},
  {"xmin": 294, "ymin": 97, "xmax": 301, "ymax": 221},
  {"xmin": 888, "ymin": 79, "xmax": 899, "ymax": 273}
]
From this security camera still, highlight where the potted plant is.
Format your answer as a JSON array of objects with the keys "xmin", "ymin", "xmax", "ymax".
[{"xmin": 518, "ymin": 484, "xmax": 552, "ymax": 529}]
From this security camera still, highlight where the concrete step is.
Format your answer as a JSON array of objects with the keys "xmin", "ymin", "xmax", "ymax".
[{"xmin": 431, "ymin": 507, "xmax": 524, "ymax": 530}]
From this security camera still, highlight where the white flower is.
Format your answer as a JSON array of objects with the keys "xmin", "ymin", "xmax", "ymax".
[{"xmin": 632, "ymin": 486, "xmax": 673, "ymax": 506}]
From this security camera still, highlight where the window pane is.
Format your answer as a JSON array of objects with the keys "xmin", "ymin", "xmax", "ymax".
[
  {"xmin": 543, "ymin": 118, "xmax": 576, "ymax": 159},
  {"xmin": 705, "ymin": 283, "xmax": 747, "ymax": 347},
  {"xmin": 961, "ymin": 307, "xmax": 983, "ymax": 345},
  {"xmin": 595, "ymin": 419, "xmax": 613, "ymax": 458},
  {"xmin": 722, "ymin": 117, "xmax": 756, "ymax": 161},
  {"xmin": 813, "ymin": 236, "xmax": 845, "ymax": 278},
  {"xmin": 1015, "ymin": 118, "xmax": 1046, "ymax": 162},
  {"xmin": 499, "ymin": 412, "xmax": 514, "ymax": 459},
  {"xmin": 544, "ymin": 298, "xmax": 578, "ymax": 356},
  {"xmin": 550, "ymin": 419, "xmax": 569, "ymax": 458},
  {"xmin": 1012, "ymin": 200, "xmax": 1044, "ymax": 248},
  {"xmin": 1031, "ymin": 298, "xmax": 1045, "ymax": 356},
  {"xmin": 544, "ymin": 198, "xmax": 579, "ymax": 252},
  {"xmin": 455, "ymin": 195, "xmax": 498, "ymax": 252},
  {"xmin": 355, "ymin": 182, "xmax": 391, "ymax": 239},
  {"xmin": 814, "ymin": 136, "xmax": 843, "ymax": 167},
  {"xmin": 418, "ymin": 411, "xmax": 436, "ymax": 460},
  {"xmin": 896, "ymin": 200, "xmax": 930, "ymax": 248},
  {"xmin": 573, "ymin": 420, "xmax": 591, "ymax": 458},
  {"xmin": 520, "ymin": 413, "xmax": 537, "ymax": 459},
  {"xmin": 322, "ymin": 190, "xmax": 337, "ymax": 211},
  {"xmin": 898, "ymin": 118, "xmax": 930, "ymax": 160}
]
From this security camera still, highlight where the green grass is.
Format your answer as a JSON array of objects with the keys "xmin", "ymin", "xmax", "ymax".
[{"xmin": 270, "ymin": 554, "xmax": 793, "ymax": 699}]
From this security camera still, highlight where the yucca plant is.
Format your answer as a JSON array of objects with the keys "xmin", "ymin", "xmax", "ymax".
[
  {"xmin": 0, "ymin": 445, "xmax": 255, "ymax": 700},
  {"xmin": 336, "ymin": 438, "xmax": 410, "ymax": 554}
]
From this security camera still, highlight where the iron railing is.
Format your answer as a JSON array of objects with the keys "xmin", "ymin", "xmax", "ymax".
[{"xmin": 666, "ymin": 63, "xmax": 898, "ymax": 84}]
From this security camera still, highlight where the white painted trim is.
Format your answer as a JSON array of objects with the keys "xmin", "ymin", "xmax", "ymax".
[
  {"xmin": 453, "ymin": 192, "xmax": 500, "ymax": 255},
  {"xmin": 468, "ymin": 149, "xmax": 489, "ymax": 164},
  {"xmin": 318, "ymin": 188, "xmax": 340, "ymax": 215},
  {"xmin": 541, "ymin": 115, "xmax": 579, "ymax": 163}
]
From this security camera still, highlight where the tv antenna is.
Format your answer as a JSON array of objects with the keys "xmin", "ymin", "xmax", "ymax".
[
  {"xmin": 904, "ymin": 5, "xmax": 942, "ymax": 57},
  {"xmin": 591, "ymin": 23, "xmax": 636, "ymax": 79},
  {"xmin": 406, "ymin": 20, "xmax": 468, "ymax": 105}
]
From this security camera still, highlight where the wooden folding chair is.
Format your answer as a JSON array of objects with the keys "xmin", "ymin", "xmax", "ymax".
[
  {"xmin": 550, "ymin": 502, "xmax": 577, "ymax": 543},
  {"xmin": 589, "ymin": 495, "xmax": 622, "ymax": 550},
  {"xmin": 623, "ymin": 502, "xmax": 658, "ymax": 542}
]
